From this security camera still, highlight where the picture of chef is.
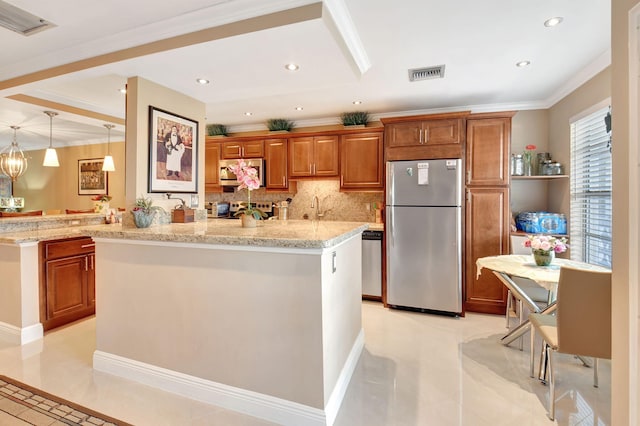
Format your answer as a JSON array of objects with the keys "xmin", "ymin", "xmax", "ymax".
[{"xmin": 164, "ymin": 125, "xmax": 185, "ymax": 178}]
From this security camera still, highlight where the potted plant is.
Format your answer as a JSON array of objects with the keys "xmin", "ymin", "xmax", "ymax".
[
  {"xmin": 91, "ymin": 194, "xmax": 112, "ymax": 214},
  {"xmin": 266, "ymin": 118, "xmax": 294, "ymax": 132},
  {"xmin": 340, "ymin": 111, "xmax": 369, "ymax": 127},
  {"xmin": 206, "ymin": 123, "xmax": 228, "ymax": 137},
  {"xmin": 227, "ymin": 159, "xmax": 267, "ymax": 227},
  {"xmin": 131, "ymin": 195, "xmax": 164, "ymax": 228},
  {"xmin": 523, "ymin": 234, "xmax": 568, "ymax": 266}
]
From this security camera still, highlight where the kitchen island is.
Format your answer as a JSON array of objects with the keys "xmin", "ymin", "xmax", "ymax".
[{"xmin": 85, "ymin": 219, "xmax": 367, "ymax": 426}]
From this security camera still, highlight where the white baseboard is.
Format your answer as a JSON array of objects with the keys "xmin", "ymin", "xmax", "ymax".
[
  {"xmin": 93, "ymin": 329, "xmax": 365, "ymax": 426},
  {"xmin": 324, "ymin": 328, "xmax": 364, "ymax": 425},
  {"xmin": 0, "ymin": 321, "xmax": 42, "ymax": 345}
]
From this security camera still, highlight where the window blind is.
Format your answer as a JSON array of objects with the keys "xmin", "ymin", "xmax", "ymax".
[{"xmin": 570, "ymin": 105, "xmax": 612, "ymax": 268}]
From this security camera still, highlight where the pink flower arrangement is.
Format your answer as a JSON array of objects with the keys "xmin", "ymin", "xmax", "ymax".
[
  {"xmin": 523, "ymin": 234, "xmax": 568, "ymax": 253},
  {"xmin": 228, "ymin": 159, "xmax": 266, "ymax": 219}
]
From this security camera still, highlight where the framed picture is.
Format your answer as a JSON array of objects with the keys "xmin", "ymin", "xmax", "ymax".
[
  {"xmin": 78, "ymin": 158, "xmax": 108, "ymax": 195},
  {"xmin": 148, "ymin": 106, "xmax": 198, "ymax": 193},
  {"xmin": 0, "ymin": 175, "xmax": 11, "ymax": 197}
]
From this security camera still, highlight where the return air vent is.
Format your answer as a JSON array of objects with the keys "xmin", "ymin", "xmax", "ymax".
[
  {"xmin": 0, "ymin": 0, "xmax": 55, "ymax": 36},
  {"xmin": 408, "ymin": 65, "xmax": 446, "ymax": 82}
]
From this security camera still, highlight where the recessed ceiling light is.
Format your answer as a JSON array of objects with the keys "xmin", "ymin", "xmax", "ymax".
[
  {"xmin": 352, "ymin": 101, "xmax": 362, "ymax": 105},
  {"xmin": 544, "ymin": 17, "xmax": 563, "ymax": 27},
  {"xmin": 284, "ymin": 63, "xmax": 299, "ymax": 71},
  {"xmin": 295, "ymin": 106, "xmax": 304, "ymax": 111},
  {"xmin": 196, "ymin": 78, "xmax": 210, "ymax": 85},
  {"xmin": 516, "ymin": 60, "xmax": 531, "ymax": 68},
  {"xmin": 118, "ymin": 88, "xmax": 126, "ymax": 94},
  {"xmin": 244, "ymin": 112, "xmax": 253, "ymax": 116}
]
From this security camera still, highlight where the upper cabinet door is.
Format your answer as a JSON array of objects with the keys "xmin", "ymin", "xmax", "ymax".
[
  {"xmin": 313, "ymin": 135, "xmax": 339, "ymax": 176},
  {"xmin": 221, "ymin": 140, "xmax": 264, "ymax": 159},
  {"xmin": 340, "ymin": 132, "xmax": 383, "ymax": 190},
  {"xmin": 204, "ymin": 142, "xmax": 220, "ymax": 190},
  {"xmin": 265, "ymin": 138, "xmax": 288, "ymax": 189},
  {"xmin": 288, "ymin": 136, "xmax": 339, "ymax": 177},
  {"xmin": 386, "ymin": 121, "xmax": 422, "ymax": 147},
  {"xmin": 466, "ymin": 118, "xmax": 511, "ymax": 186}
]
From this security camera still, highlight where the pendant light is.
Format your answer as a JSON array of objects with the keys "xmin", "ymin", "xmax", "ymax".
[
  {"xmin": 0, "ymin": 126, "xmax": 28, "ymax": 182},
  {"xmin": 102, "ymin": 124, "xmax": 116, "ymax": 172},
  {"xmin": 43, "ymin": 111, "xmax": 59, "ymax": 167}
]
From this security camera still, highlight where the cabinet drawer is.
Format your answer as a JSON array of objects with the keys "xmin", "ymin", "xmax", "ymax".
[{"xmin": 44, "ymin": 237, "xmax": 95, "ymax": 260}]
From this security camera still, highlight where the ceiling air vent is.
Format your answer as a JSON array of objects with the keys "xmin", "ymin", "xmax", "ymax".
[
  {"xmin": 0, "ymin": 0, "xmax": 55, "ymax": 36},
  {"xmin": 408, "ymin": 65, "xmax": 446, "ymax": 82}
]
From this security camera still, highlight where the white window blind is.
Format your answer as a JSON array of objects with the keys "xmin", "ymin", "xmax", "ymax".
[{"xmin": 570, "ymin": 105, "xmax": 612, "ymax": 268}]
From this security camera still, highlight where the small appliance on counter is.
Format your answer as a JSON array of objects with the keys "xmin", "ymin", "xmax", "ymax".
[{"xmin": 207, "ymin": 202, "xmax": 230, "ymax": 218}]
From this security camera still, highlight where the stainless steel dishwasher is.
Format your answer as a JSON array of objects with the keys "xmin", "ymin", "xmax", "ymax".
[{"xmin": 362, "ymin": 230, "xmax": 383, "ymax": 298}]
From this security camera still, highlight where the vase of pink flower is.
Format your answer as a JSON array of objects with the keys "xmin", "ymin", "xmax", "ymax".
[
  {"xmin": 228, "ymin": 159, "xmax": 267, "ymax": 228},
  {"xmin": 523, "ymin": 234, "xmax": 568, "ymax": 266}
]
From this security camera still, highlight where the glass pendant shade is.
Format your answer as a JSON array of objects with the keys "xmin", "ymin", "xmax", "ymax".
[
  {"xmin": 102, "ymin": 124, "xmax": 116, "ymax": 172},
  {"xmin": 102, "ymin": 155, "xmax": 115, "ymax": 172},
  {"xmin": 43, "ymin": 148, "xmax": 59, "ymax": 167},
  {"xmin": 43, "ymin": 111, "xmax": 59, "ymax": 167},
  {"xmin": 0, "ymin": 126, "xmax": 28, "ymax": 182}
]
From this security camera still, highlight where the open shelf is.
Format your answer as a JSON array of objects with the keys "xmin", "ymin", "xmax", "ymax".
[{"xmin": 511, "ymin": 175, "xmax": 568, "ymax": 180}]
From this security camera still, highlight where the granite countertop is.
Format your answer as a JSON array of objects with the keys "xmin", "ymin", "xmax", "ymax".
[{"xmin": 0, "ymin": 219, "xmax": 371, "ymax": 249}]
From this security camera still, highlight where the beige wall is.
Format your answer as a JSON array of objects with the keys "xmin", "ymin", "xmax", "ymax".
[
  {"xmin": 13, "ymin": 142, "xmax": 125, "ymax": 212},
  {"xmin": 510, "ymin": 110, "xmax": 550, "ymax": 215},
  {"xmin": 611, "ymin": 1, "xmax": 639, "ymax": 424},
  {"xmin": 125, "ymin": 77, "xmax": 206, "ymax": 215}
]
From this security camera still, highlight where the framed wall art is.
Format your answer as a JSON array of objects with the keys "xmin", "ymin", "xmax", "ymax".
[
  {"xmin": 148, "ymin": 106, "xmax": 198, "ymax": 193},
  {"xmin": 78, "ymin": 158, "xmax": 108, "ymax": 195}
]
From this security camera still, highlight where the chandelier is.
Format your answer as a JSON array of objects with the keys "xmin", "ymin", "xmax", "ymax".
[{"xmin": 0, "ymin": 126, "xmax": 28, "ymax": 182}]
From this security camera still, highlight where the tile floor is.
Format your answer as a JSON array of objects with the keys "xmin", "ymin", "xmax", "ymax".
[{"xmin": 0, "ymin": 302, "xmax": 609, "ymax": 425}]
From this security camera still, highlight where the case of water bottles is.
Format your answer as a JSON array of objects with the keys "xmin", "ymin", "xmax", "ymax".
[{"xmin": 515, "ymin": 211, "xmax": 567, "ymax": 234}]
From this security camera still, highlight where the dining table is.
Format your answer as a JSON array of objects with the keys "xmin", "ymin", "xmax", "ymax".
[{"xmin": 476, "ymin": 254, "xmax": 611, "ymax": 346}]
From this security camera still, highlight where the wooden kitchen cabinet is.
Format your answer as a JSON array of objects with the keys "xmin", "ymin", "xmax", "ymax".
[
  {"xmin": 221, "ymin": 139, "xmax": 264, "ymax": 159},
  {"xmin": 288, "ymin": 135, "xmax": 339, "ymax": 177},
  {"xmin": 466, "ymin": 117, "xmax": 511, "ymax": 186},
  {"xmin": 464, "ymin": 112, "xmax": 515, "ymax": 315},
  {"xmin": 39, "ymin": 236, "xmax": 96, "ymax": 331},
  {"xmin": 264, "ymin": 138, "xmax": 288, "ymax": 189},
  {"xmin": 340, "ymin": 131, "xmax": 383, "ymax": 190},
  {"xmin": 386, "ymin": 118, "xmax": 463, "ymax": 147},
  {"xmin": 464, "ymin": 187, "xmax": 510, "ymax": 314},
  {"xmin": 382, "ymin": 112, "xmax": 468, "ymax": 160},
  {"xmin": 204, "ymin": 141, "xmax": 221, "ymax": 192}
]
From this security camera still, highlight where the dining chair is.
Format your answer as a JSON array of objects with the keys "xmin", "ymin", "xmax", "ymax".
[
  {"xmin": 0, "ymin": 210, "xmax": 43, "ymax": 217},
  {"xmin": 65, "ymin": 208, "xmax": 95, "ymax": 214},
  {"xmin": 503, "ymin": 236, "xmax": 551, "ymax": 349},
  {"xmin": 529, "ymin": 266, "xmax": 612, "ymax": 420}
]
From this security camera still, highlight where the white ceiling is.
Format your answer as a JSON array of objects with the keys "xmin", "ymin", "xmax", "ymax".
[{"xmin": 0, "ymin": 0, "xmax": 611, "ymax": 151}]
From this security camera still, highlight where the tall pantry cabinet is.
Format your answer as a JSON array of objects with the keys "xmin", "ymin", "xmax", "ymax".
[{"xmin": 464, "ymin": 112, "xmax": 514, "ymax": 315}]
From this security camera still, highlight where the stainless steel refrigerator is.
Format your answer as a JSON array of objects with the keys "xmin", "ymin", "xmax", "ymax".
[{"xmin": 386, "ymin": 159, "xmax": 462, "ymax": 314}]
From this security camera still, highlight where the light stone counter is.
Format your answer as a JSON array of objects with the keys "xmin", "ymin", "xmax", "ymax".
[{"xmin": 84, "ymin": 219, "xmax": 369, "ymax": 249}]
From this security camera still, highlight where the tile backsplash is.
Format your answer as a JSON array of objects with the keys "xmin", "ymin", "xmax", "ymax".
[{"xmin": 205, "ymin": 180, "xmax": 383, "ymax": 222}]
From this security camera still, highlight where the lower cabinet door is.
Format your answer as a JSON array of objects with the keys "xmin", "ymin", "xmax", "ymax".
[
  {"xmin": 464, "ymin": 187, "xmax": 509, "ymax": 314},
  {"xmin": 43, "ymin": 255, "xmax": 93, "ymax": 330}
]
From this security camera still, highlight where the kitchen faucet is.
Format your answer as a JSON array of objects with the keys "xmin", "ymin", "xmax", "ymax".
[{"xmin": 311, "ymin": 195, "xmax": 331, "ymax": 219}]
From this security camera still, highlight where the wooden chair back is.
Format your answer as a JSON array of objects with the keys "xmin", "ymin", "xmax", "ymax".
[
  {"xmin": 65, "ymin": 209, "xmax": 94, "ymax": 214},
  {"xmin": 556, "ymin": 266, "xmax": 612, "ymax": 359},
  {"xmin": 0, "ymin": 210, "xmax": 43, "ymax": 217}
]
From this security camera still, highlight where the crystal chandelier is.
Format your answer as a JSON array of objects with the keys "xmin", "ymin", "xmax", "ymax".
[
  {"xmin": 0, "ymin": 126, "xmax": 28, "ymax": 182},
  {"xmin": 43, "ymin": 111, "xmax": 60, "ymax": 167}
]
